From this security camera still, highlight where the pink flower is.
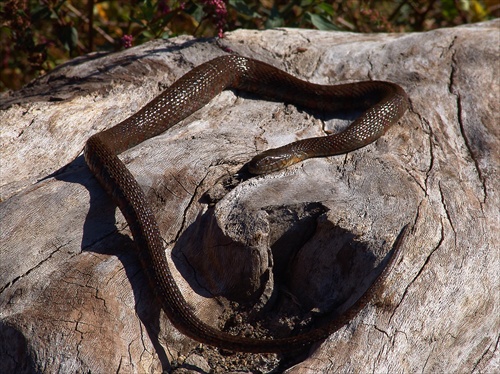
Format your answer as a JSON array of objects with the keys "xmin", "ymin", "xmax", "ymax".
[
  {"xmin": 158, "ymin": 0, "xmax": 170, "ymax": 15},
  {"xmin": 201, "ymin": 0, "xmax": 227, "ymax": 38},
  {"xmin": 121, "ymin": 34, "xmax": 133, "ymax": 48}
]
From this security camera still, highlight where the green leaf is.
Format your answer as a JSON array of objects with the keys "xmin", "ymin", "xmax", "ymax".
[
  {"xmin": 300, "ymin": 0, "xmax": 315, "ymax": 7},
  {"xmin": 139, "ymin": 0, "xmax": 156, "ymax": 22},
  {"xmin": 265, "ymin": 4, "xmax": 284, "ymax": 28},
  {"xmin": 58, "ymin": 25, "xmax": 78, "ymax": 53},
  {"xmin": 31, "ymin": 5, "xmax": 53, "ymax": 22},
  {"xmin": 229, "ymin": 0, "xmax": 259, "ymax": 18},
  {"xmin": 141, "ymin": 30, "xmax": 155, "ymax": 39},
  {"xmin": 129, "ymin": 16, "xmax": 146, "ymax": 26},
  {"xmin": 265, "ymin": 17, "xmax": 284, "ymax": 28},
  {"xmin": 306, "ymin": 12, "xmax": 340, "ymax": 31},
  {"xmin": 317, "ymin": 3, "xmax": 335, "ymax": 16},
  {"xmin": 186, "ymin": 3, "xmax": 204, "ymax": 23}
]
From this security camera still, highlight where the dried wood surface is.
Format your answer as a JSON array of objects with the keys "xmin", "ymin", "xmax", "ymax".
[{"xmin": 1, "ymin": 20, "xmax": 498, "ymax": 373}]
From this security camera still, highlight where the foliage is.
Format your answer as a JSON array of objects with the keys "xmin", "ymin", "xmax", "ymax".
[{"xmin": 1, "ymin": 0, "xmax": 496, "ymax": 92}]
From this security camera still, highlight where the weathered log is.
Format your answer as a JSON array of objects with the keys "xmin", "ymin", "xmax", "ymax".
[{"xmin": 1, "ymin": 21, "xmax": 498, "ymax": 373}]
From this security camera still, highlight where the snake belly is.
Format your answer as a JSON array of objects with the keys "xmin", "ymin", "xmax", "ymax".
[{"xmin": 84, "ymin": 55, "xmax": 409, "ymax": 353}]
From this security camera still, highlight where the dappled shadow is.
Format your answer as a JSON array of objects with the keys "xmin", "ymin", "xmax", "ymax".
[{"xmin": 0, "ymin": 37, "xmax": 212, "ymax": 110}]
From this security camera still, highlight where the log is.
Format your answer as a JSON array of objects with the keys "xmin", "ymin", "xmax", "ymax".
[{"xmin": 1, "ymin": 20, "xmax": 498, "ymax": 373}]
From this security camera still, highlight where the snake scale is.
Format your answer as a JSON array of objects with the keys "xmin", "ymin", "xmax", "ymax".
[{"xmin": 84, "ymin": 55, "xmax": 409, "ymax": 353}]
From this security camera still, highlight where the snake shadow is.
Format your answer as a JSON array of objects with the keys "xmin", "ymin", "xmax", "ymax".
[{"xmin": 53, "ymin": 155, "xmax": 172, "ymax": 372}]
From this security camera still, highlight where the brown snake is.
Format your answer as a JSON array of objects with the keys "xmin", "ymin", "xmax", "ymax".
[{"xmin": 84, "ymin": 55, "xmax": 409, "ymax": 353}]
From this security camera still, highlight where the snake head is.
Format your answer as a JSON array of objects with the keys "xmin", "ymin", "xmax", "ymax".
[{"xmin": 248, "ymin": 146, "xmax": 307, "ymax": 175}]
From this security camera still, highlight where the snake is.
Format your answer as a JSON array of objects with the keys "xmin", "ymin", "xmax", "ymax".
[{"xmin": 84, "ymin": 55, "xmax": 409, "ymax": 353}]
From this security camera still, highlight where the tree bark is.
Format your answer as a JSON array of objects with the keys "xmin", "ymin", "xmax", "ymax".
[{"xmin": 1, "ymin": 21, "xmax": 498, "ymax": 373}]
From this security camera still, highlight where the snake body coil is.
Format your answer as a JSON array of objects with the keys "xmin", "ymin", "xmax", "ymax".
[{"xmin": 84, "ymin": 55, "xmax": 409, "ymax": 353}]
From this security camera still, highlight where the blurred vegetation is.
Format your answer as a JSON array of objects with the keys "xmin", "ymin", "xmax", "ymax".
[{"xmin": 1, "ymin": 0, "xmax": 497, "ymax": 92}]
